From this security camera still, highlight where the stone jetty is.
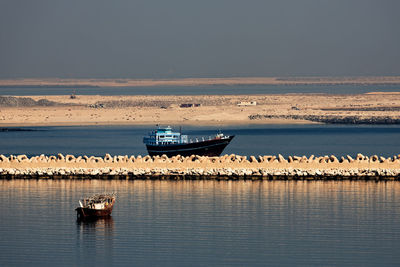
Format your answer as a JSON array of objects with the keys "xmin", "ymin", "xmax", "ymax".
[
  {"xmin": 1, "ymin": 153, "xmax": 400, "ymax": 180},
  {"xmin": 249, "ymin": 114, "xmax": 400, "ymax": 124}
]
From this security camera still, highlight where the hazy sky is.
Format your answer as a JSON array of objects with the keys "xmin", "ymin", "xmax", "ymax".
[{"xmin": 0, "ymin": 0, "xmax": 399, "ymax": 78}]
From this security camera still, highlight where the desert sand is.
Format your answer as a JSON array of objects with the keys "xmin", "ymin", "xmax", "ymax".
[{"xmin": 1, "ymin": 93, "xmax": 400, "ymax": 126}]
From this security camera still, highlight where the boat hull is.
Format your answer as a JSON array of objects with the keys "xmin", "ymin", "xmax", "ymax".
[
  {"xmin": 146, "ymin": 135, "xmax": 234, "ymax": 157},
  {"xmin": 75, "ymin": 206, "xmax": 114, "ymax": 219}
]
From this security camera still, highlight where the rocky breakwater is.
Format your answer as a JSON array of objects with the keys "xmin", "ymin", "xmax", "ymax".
[
  {"xmin": 249, "ymin": 114, "xmax": 400, "ymax": 124},
  {"xmin": 1, "ymin": 153, "xmax": 400, "ymax": 180}
]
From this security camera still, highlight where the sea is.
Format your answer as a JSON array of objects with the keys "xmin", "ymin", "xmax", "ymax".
[
  {"xmin": 1, "ymin": 83, "xmax": 400, "ymax": 95},
  {"xmin": 1, "ymin": 179, "xmax": 400, "ymax": 267},
  {"xmin": 1, "ymin": 84, "xmax": 400, "ymax": 266},
  {"xmin": 1, "ymin": 124, "xmax": 400, "ymax": 158}
]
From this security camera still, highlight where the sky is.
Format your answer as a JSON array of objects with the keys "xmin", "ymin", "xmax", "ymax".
[{"xmin": 0, "ymin": 0, "xmax": 399, "ymax": 78}]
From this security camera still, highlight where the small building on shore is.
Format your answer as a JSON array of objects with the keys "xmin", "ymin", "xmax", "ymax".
[
  {"xmin": 180, "ymin": 103, "xmax": 201, "ymax": 108},
  {"xmin": 237, "ymin": 101, "xmax": 257, "ymax": 106}
]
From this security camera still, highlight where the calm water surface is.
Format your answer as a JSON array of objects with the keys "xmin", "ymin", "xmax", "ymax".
[
  {"xmin": 1, "ymin": 125, "xmax": 400, "ymax": 266},
  {"xmin": 1, "ymin": 124, "xmax": 400, "ymax": 157},
  {"xmin": 0, "ymin": 180, "xmax": 399, "ymax": 266},
  {"xmin": 1, "ymin": 83, "xmax": 400, "ymax": 95}
]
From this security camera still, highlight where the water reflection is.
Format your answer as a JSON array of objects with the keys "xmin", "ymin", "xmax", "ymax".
[
  {"xmin": 76, "ymin": 216, "xmax": 114, "ymax": 232},
  {"xmin": 76, "ymin": 216, "xmax": 114, "ymax": 265},
  {"xmin": 1, "ymin": 179, "xmax": 400, "ymax": 266}
]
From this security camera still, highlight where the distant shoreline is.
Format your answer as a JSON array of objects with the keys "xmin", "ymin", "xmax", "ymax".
[
  {"xmin": 1, "ymin": 76, "xmax": 400, "ymax": 88},
  {"xmin": 1, "ymin": 93, "xmax": 400, "ymax": 127},
  {"xmin": 0, "ymin": 119, "xmax": 315, "ymax": 127},
  {"xmin": 0, "ymin": 85, "xmax": 99, "ymax": 88}
]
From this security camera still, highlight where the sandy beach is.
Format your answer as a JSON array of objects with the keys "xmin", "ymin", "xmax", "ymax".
[{"xmin": 1, "ymin": 93, "xmax": 400, "ymax": 126}]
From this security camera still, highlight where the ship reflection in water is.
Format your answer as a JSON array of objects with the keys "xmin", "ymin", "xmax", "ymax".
[{"xmin": 76, "ymin": 216, "xmax": 114, "ymax": 264}]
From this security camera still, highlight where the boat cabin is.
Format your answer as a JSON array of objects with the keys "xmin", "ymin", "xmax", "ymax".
[{"xmin": 143, "ymin": 126, "xmax": 188, "ymax": 146}]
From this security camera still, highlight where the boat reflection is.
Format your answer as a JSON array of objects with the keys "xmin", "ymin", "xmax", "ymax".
[
  {"xmin": 76, "ymin": 216, "xmax": 114, "ymax": 263},
  {"xmin": 76, "ymin": 216, "xmax": 114, "ymax": 231},
  {"xmin": 76, "ymin": 216, "xmax": 115, "ymax": 243}
]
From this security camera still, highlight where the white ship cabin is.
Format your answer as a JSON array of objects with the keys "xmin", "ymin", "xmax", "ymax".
[{"xmin": 143, "ymin": 126, "xmax": 188, "ymax": 145}]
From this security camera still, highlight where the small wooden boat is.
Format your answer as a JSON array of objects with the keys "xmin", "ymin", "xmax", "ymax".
[{"xmin": 75, "ymin": 194, "xmax": 115, "ymax": 219}]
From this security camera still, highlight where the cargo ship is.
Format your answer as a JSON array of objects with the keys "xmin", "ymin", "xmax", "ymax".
[
  {"xmin": 143, "ymin": 126, "xmax": 234, "ymax": 157},
  {"xmin": 75, "ymin": 194, "xmax": 115, "ymax": 219}
]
